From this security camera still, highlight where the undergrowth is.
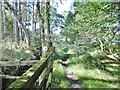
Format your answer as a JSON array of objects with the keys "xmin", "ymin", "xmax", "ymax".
[{"xmin": 52, "ymin": 43, "xmax": 119, "ymax": 88}]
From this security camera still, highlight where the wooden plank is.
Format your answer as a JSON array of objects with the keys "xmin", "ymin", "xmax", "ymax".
[
  {"xmin": 0, "ymin": 74, "xmax": 19, "ymax": 79},
  {"xmin": 38, "ymin": 67, "xmax": 47, "ymax": 86},
  {"xmin": 21, "ymin": 59, "xmax": 47, "ymax": 88},
  {"xmin": 39, "ymin": 76, "xmax": 48, "ymax": 89},
  {"xmin": 39, "ymin": 67, "xmax": 53, "ymax": 89},
  {"xmin": 46, "ymin": 61, "xmax": 53, "ymax": 89},
  {"xmin": 38, "ymin": 60, "xmax": 53, "ymax": 89},
  {"xmin": 0, "ymin": 60, "xmax": 39, "ymax": 66},
  {"xmin": 38, "ymin": 60, "xmax": 53, "ymax": 86}
]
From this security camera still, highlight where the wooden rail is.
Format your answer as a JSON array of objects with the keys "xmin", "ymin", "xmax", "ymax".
[
  {"xmin": 6, "ymin": 47, "xmax": 55, "ymax": 90},
  {"xmin": 0, "ymin": 74, "xmax": 20, "ymax": 79},
  {"xmin": 0, "ymin": 60, "xmax": 39, "ymax": 66}
]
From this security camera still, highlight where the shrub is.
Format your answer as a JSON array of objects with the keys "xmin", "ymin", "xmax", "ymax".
[{"xmin": 81, "ymin": 52, "xmax": 103, "ymax": 69}]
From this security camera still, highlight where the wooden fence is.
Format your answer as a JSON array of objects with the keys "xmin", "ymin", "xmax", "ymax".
[{"xmin": 5, "ymin": 47, "xmax": 55, "ymax": 90}]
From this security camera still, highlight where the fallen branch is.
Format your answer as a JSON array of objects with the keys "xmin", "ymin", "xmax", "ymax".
[
  {"xmin": 106, "ymin": 54, "xmax": 120, "ymax": 61},
  {"xmin": 98, "ymin": 51, "xmax": 120, "ymax": 61}
]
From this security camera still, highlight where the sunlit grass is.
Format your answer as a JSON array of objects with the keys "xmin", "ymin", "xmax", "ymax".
[
  {"xmin": 72, "ymin": 68, "xmax": 118, "ymax": 80},
  {"xmin": 68, "ymin": 63, "xmax": 119, "ymax": 88},
  {"xmin": 80, "ymin": 79, "xmax": 117, "ymax": 88},
  {"xmin": 68, "ymin": 55, "xmax": 119, "ymax": 88},
  {"xmin": 51, "ymin": 60, "xmax": 70, "ymax": 88},
  {"xmin": 66, "ymin": 49, "xmax": 119, "ymax": 88}
]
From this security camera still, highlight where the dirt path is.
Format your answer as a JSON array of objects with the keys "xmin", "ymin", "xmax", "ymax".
[
  {"xmin": 60, "ymin": 54, "xmax": 82, "ymax": 89},
  {"xmin": 65, "ymin": 65, "xmax": 81, "ymax": 89}
]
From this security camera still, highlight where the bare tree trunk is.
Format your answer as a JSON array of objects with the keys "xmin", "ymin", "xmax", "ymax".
[
  {"xmin": 26, "ymin": 2, "xmax": 31, "ymax": 46},
  {"xmin": 32, "ymin": 2, "xmax": 35, "ymax": 46},
  {"xmin": 0, "ymin": 2, "xmax": 2, "ymax": 89},
  {"xmin": 37, "ymin": 2, "xmax": 45, "ymax": 57},
  {"xmin": 3, "ymin": 1, "xmax": 6, "ymax": 34},
  {"xmin": 40, "ymin": 2, "xmax": 45, "ymax": 57},
  {"xmin": 14, "ymin": 2, "xmax": 19, "ymax": 43},
  {"xmin": 3, "ymin": 1, "xmax": 7, "ymax": 49},
  {"xmin": 22, "ymin": 2, "xmax": 27, "ymax": 44},
  {"xmin": 19, "ymin": 0, "xmax": 22, "ymax": 45}
]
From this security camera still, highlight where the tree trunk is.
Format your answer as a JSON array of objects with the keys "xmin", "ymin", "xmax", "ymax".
[
  {"xmin": 0, "ymin": 2, "xmax": 2, "ymax": 58},
  {"xmin": 26, "ymin": 2, "xmax": 31, "ymax": 46},
  {"xmin": 14, "ymin": 2, "xmax": 19, "ymax": 43},
  {"xmin": 3, "ymin": 1, "xmax": 6, "ymax": 48},
  {"xmin": 0, "ymin": 2, "xmax": 2, "ymax": 90},
  {"xmin": 37, "ymin": 1, "xmax": 52, "ymax": 57},
  {"xmin": 22, "ymin": 2, "xmax": 27, "ymax": 43},
  {"xmin": 19, "ymin": 0, "xmax": 22, "ymax": 45},
  {"xmin": 3, "ymin": 1, "xmax": 6, "ymax": 34},
  {"xmin": 32, "ymin": 2, "xmax": 35, "ymax": 46},
  {"xmin": 40, "ymin": 3, "xmax": 45, "ymax": 57},
  {"xmin": 37, "ymin": 2, "xmax": 45, "ymax": 57},
  {"xmin": 46, "ymin": 1, "xmax": 52, "ymax": 48}
]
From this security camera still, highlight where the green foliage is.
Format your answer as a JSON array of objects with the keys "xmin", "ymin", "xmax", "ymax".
[
  {"xmin": 62, "ymin": 2, "xmax": 119, "ymax": 55},
  {"xmin": 63, "ymin": 47, "xmax": 68, "ymax": 53},
  {"xmin": 6, "ymin": 15, "xmax": 14, "ymax": 33},
  {"xmin": 53, "ymin": 42, "xmax": 119, "ymax": 88},
  {"xmin": 33, "ymin": 35, "xmax": 41, "ymax": 48},
  {"xmin": 13, "ymin": 50, "xmax": 32, "ymax": 61},
  {"xmin": 81, "ymin": 52, "xmax": 103, "ymax": 69}
]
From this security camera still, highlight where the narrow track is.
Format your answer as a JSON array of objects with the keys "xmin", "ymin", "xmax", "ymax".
[
  {"xmin": 60, "ymin": 54, "xmax": 82, "ymax": 89},
  {"xmin": 64, "ymin": 65, "xmax": 81, "ymax": 89}
]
